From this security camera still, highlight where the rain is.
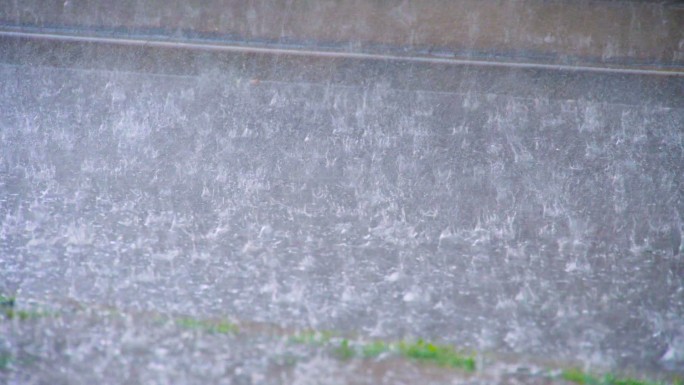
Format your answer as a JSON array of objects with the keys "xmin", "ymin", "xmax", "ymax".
[{"xmin": 1, "ymin": 1, "xmax": 683, "ymax": 384}]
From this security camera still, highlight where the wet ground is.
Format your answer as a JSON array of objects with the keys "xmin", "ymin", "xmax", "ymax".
[{"xmin": 1, "ymin": 37, "xmax": 683, "ymax": 384}]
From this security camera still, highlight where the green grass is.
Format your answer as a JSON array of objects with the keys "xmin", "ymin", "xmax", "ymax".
[
  {"xmin": 175, "ymin": 317, "xmax": 238, "ymax": 334},
  {"xmin": 3, "ymin": 308, "xmax": 52, "ymax": 321},
  {"xmin": 397, "ymin": 339, "xmax": 476, "ymax": 371},
  {"xmin": 561, "ymin": 368, "xmax": 675, "ymax": 385},
  {"xmin": 291, "ymin": 335, "xmax": 476, "ymax": 372},
  {"xmin": 288, "ymin": 330, "xmax": 334, "ymax": 345},
  {"xmin": 2, "ymin": 293, "xmax": 680, "ymax": 384},
  {"xmin": 361, "ymin": 340, "xmax": 391, "ymax": 358},
  {"xmin": 0, "ymin": 352, "xmax": 11, "ymax": 371},
  {"xmin": 0, "ymin": 295, "xmax": 15, "ymax": 309},
  {"xmin": 0, "ymin": 295, "xmax": 49, "ymax": 321},
  {"xmin": 334, "ymin": 339, "xmax": 355, "ymax": 359}
]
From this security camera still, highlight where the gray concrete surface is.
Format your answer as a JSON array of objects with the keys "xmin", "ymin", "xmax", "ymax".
[{"xmin": 1, "ymin": 5, "xmax": 683, "ymax": 384}]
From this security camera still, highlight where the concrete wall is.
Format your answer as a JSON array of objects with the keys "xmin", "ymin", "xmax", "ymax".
[{"xmin": 1, "ymin": 0, "xmax": 683, "ymax": 69}]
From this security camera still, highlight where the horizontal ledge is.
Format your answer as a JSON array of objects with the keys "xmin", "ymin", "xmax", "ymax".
[{"xmin": 1, "ymin": 28, "xmax": 683, "ymax": 77}]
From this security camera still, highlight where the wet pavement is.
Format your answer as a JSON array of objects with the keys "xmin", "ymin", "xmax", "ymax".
[{"xmin": 1, "ymin": 36, "xmax": 683, "ymax": 384}]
